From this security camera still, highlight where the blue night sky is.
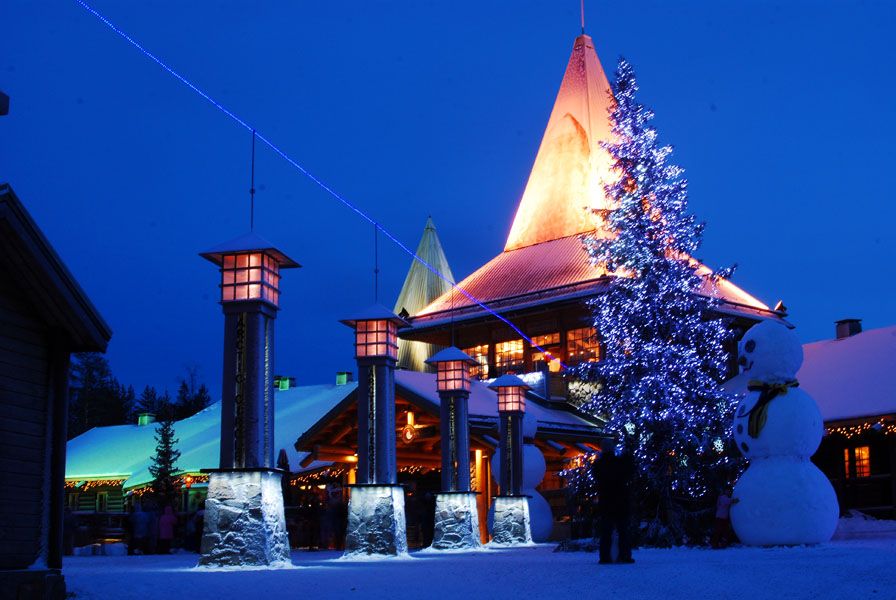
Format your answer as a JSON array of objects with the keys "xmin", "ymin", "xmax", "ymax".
[{"xmin": 2, "ymin": 1, "xmax": 894, "ymax": 400}]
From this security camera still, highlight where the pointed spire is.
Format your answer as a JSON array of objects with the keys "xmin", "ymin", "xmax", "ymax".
[
  {"xmin": 504, "ymin": 34, "xmax": 617, "ymax": 252},
  {"xmin": 394, "ymin": 218, "xmax": 455, "ymax": 371}
]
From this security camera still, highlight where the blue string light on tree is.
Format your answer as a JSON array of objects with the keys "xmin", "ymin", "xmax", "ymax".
[{"xmin": 571, "ymin": 57, "xmax": 741, "ymax": 541}]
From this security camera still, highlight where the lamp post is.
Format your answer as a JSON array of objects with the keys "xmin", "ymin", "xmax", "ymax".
[
  {"xmin": 197, "ymin": 232, "xmax": 298, "ymax": 567},
  {"xmin": 426, "ymin": 347, "xmax": 482, "ymax": 550},
  {"xmin": 487, "ymin": 374, "xmax": 533, "ymax": 546},
  {"xmin": 340, "ymin": 305, "xmax": 409, "ymax": 556}
]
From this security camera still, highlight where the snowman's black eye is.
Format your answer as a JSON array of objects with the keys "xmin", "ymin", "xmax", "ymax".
[{"xmin": 744, "ymin": 340, "xmax": 756, "ymax": 353}]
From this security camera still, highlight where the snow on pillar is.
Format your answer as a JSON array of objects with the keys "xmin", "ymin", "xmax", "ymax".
[{"xmin": 197, "ymin": 233, "xmax": 298, "ymax": 567}]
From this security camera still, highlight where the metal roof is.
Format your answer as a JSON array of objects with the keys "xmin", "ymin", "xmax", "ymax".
[
  {"xmin": 504, "ymin": 34, "xmax": 617, "ymax": 252},
  {"xmin": 339, "ymin": 303, "xmax": 408, "ymax": 328},
  {"xmin": 394, "ymin": 218, "xmax": 455, "ymax": 370}
]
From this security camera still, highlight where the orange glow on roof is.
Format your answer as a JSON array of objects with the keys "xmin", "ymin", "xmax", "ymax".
[{"xmin": 504, "ymin": 34, "xmax": 617, "ymax": 252}]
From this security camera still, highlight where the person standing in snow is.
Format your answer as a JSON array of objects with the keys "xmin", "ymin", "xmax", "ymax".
[
  {"xmin": 129, "ymin": 503, "xmax": 152, "ymax": 555},
  {"xmin": 711, "ymin": 486, "xmax": 739, "ymax": 549},
  {"xmin": 593, "ymin": 439, "xmax": 635, "ymax": 564},
  {"xmin": 157, "ymin": 505, "xmax": 177, "ymax": 554}
]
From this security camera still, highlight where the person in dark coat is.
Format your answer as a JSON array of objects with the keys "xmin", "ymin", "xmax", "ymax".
[{"xmin": 593, "ymin": 439, "xmax": 635, "ymax": 564}]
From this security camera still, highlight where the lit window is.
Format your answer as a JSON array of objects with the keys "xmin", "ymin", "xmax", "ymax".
[
  {"xmin": 567, "ymin": 327, "xmax": 599, "ymax": 364},
  {"xmin": 495, "ymin": 339, "xmax": 524, "ymax": 375},
  {"xmin": 843, "ymin": 448, "xmax": 850, "ymax": 478},
  {"xmin": 436, "ymin": 360, "xmax": 472, "ymax": 393},
  {"xmin": 531, "ymin": 333, "xmax": 562, "ymax": 373},
  {"xmin": 354, "ymin": 319, "xmax": 398, "ymax": 359},
  {"xmin": 462, "ymin": 345, "xmax": 489, "ymax": 379},
  {"xmin": 854, "ymin": 446, "xmax": 870, "ymax": 478},
  {"xmin": 220, "ymin": 252, "xmax": 281, "ymax": 306}
]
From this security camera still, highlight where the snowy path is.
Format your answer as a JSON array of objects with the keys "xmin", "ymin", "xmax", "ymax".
[{"xmin": 65, "ymin": 538, "xmax": 896, "ymax": 600}]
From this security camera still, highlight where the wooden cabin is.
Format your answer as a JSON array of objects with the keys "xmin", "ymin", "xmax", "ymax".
[
  {"xmin": 0, "ymin": 183, "xmax": 111, "ymax": 598},
  {"xmin": 293, "ymin": 370, "xmax": 604, "ymax": 545},
  {"xmin": 800, "ymin": 321, "xmax": 896, "ymax": 518}
]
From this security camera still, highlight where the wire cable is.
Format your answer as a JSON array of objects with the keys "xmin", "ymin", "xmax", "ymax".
[{"xmin": 73, "ymin": 0, "xmax": 569, "ymax": 371}]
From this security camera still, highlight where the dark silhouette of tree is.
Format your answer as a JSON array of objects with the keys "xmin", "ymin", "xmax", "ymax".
[{"xmin": 149, "ymin": 418, "xmax": 181, "ymax": 509}]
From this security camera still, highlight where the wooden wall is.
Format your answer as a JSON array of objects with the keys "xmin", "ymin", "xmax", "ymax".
[{"xmin": 0, "ymin": 262, "xmax": 51, "ymax": 570}]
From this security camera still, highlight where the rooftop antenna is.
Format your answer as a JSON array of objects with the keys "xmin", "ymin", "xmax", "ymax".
[
  {"xmin": 373, "ymin": 223, "xmax": 380, "ymax": 303},
  {"xmin": 580, "ymin": 0, "xmax": 586, "ymax": 34},
  {"xmin": 249, "ymin": 129, "xmax": 257, "ymax": 231}
]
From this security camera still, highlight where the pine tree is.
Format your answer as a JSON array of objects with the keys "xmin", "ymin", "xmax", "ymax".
[
  {"xmin": 174, "ymin": 381, "xmax": 211, "ymax": 420},
  {"xmin": 575, "ymin": 58, "xmax": 740, "ymax": 542},
  {"xmin": 148, "ymin": 418, "xmax": 181, "ymax": 509},
  {"xmin": 69, "ymin": 353, "xmax": 132, "ymax": 438},
  {"xmin": 136, "ymin": 385, "xmax": 174, "ymax": 421}
]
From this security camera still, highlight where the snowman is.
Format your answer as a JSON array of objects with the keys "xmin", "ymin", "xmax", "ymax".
[{"xmin": 729, "ymin": 320, "xmax": 838, "ymax": 545}]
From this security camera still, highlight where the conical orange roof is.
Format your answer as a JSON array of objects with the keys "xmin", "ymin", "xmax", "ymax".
[{"xmin": 504, "ymin": 34, "xmax": 616, "ymax": 252}]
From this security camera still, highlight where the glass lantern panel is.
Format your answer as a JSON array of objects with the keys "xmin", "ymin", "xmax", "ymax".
[{"xmin": 497, "ymin": 387, "xmax": 526, "ymax": 412}]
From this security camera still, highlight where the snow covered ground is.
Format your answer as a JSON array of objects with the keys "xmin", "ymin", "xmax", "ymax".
[{"xmin": 65, "ymin": 534, "xmax": 896, "ymax": 600}]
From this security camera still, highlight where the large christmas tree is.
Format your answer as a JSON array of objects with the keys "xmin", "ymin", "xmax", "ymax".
[{"xmin": 576, "ymin": 58, "xmax": 740, "ymax": 541}]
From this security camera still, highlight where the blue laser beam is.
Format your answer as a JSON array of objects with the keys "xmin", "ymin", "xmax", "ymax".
[{"xmin": 73, "ymin": 0, "xmax": 570, "ymax": 371}]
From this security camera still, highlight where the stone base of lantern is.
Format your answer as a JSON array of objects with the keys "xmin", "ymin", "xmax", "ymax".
[
  {"xmin": 488, "ymin": 495, "xmax": 534, "ymax": 547},
  {"xmin": 198, "ymin": 469, "xmax": 291, "ymax": 567},
  {"xmin": 344, "ymin": 484, "xmax": 408, "ymax": 557},
  {"xmin": 430, "ymin": 492, "xmax": 482, "ymax": 551}
]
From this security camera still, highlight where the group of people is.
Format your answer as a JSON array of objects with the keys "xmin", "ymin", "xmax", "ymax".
[
  {"xmin": 127, "ymin": 503, "xmax": 204, "ymax": 555},
  {"xmin": 587, "ymin": 439, "xmax": 741, "ymax": 563}
]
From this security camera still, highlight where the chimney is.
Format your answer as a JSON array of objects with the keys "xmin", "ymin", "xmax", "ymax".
[
  {"xmin": 137, "ymin": 413, "xmax": 156, "ymax": 426},
  {"xmin": 336, "ymin": 371, "xmax": 354, "ymax": 385},
  {"xmin": 835, "ymin": 319, "xmax": 862, "ymax": 340}
]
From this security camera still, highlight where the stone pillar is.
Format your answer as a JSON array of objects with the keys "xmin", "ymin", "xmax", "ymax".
[
  {"xmin": 199, "ymin": 470, "xmax": 290, "ymax": 567},
  {"xmin": 431, "ymin": 390, "xmax": 481, "ymax": 550},
  {"xmin": 489, "ymin": 496, "xmax": 533, "ymax": 547},
  {"xmin": 341, "ymin": 306, "xmax": 408, "ymax": 557}
]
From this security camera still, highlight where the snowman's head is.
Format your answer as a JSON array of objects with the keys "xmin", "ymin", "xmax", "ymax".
[{"xmin": 737, "ymin": 321, "xmax": 803, "ymax": 382}]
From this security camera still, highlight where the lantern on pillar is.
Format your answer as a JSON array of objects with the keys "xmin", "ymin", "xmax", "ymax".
[
  {"xmin": 340, "ymin": 305, "xmax": 407, "ymax": 486},
  {"xmin": 425, "ymin": 347, "xmax": 477, "ymax": 492},
  {"xmin": 200, "ymin": 233, "xmax": 299, "ymax": 470},
  {"xmin": 425, "ymin": 347, "xmax": 482, "ymax": 551},
  {"xmin": 487, "ymin": 374, "xmax": 533, "ymax": 547},
  {"xmin": 488, "ymin": 374, "xmax": 530, "ymax": 497},
  {"xmin": 197, "ymin": 231, "xmax": 298, "ymax": 567},
  {"xmin": 340, "ymin": 305, "xmax": 410, "ymax": 557}
]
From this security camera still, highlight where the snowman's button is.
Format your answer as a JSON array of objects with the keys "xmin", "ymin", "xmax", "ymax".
[
  {"xmin": 736, "ymin": 424, "xmax": 743, "ymax": 434},
  {"xmin": 740, "ymin": 442, "xmax": 749, "ymax": 453}
]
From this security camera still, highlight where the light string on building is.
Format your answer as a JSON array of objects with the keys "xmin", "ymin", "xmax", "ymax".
[
  {"xmin": 72, "ymin": 0, "xmax": 567, "ymax": 370},
  {"xmin": 826, "ymin": 419, "xmax": 896, "ymax": 439}
]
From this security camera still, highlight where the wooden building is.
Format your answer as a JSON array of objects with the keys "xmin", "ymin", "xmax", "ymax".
[
  {"xmin": 800, "ymin": 321, "xmax": 896, "ymax": 518},
  {"xmin": 293, "ymin": 370, "xmax": 603, "ymax": 544},
  {"xmin": 400, "ymin": 34, "xmax": 783, "ymax": 398},
  {"xmin": 0, "ymin": 183, "xmax": 111, "ymax": 598}
]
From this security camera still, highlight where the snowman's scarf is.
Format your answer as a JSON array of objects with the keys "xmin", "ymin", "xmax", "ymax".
[{"xmin": 744, "ymin": 380, "xmax": 799, "ymax": 438}]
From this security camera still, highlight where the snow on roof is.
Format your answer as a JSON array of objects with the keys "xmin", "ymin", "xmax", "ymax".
[
  {"xmin": 65, "ymin": 383, "xmax": 356, "ymax": 489},
  {"xmin": 798, "ymin": 325, "xmax": 896, "ymax": 422}
]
